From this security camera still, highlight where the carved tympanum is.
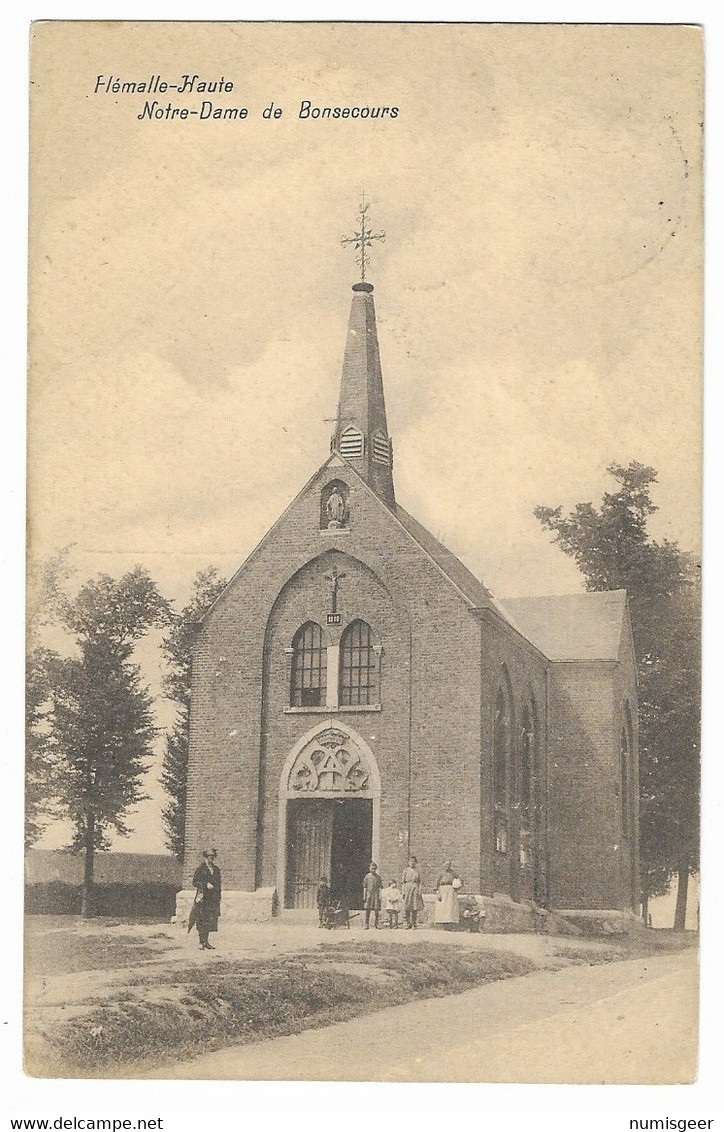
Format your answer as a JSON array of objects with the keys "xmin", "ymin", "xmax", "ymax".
[{"xmin": 289, "ymin": 729, "xmax": 371, "ymax": 794}]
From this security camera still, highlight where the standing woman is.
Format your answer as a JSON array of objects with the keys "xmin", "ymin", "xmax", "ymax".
[
  {"xmin": 191, "ymin": 848, "xmax": 222, "ymax": 950},
  {"xmin": 401, "ymin": 856, "xmax": 424, "ymax": 929},
  {"xmin": 434, "ymin": 861, "xmax": 462, "ymax": 930}
]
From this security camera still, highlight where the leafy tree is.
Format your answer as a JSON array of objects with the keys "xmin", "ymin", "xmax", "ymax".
[
  {"xmin": 47, "ymin": 567, "xmax": 169, "ymax": 915},
  {"xmin": 25, "ymin": 548, "xmax": 75, "ymax": 847},
  {"xmin": 535, "ymin": 462, "xmax": 700, "ymax": 929},
  {"xmin": 25, "ymin": 647, "xmax": 61, "ymax": 848},
  {"xmin": 161, "ymin": 568, "xmax": 227, "ymax": 861}
]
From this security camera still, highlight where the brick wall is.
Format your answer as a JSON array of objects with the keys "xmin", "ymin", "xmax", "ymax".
[
  {"xmin": 184, "ymin": 462, "xmax": 485, "ymax": 893},
  {"xmin": 547, "ymin": 661, "xmax": 622, "ymax": 909},
  {"xmin": 184, "ymin": 456, "xmax": 638, "ymax": 915}
]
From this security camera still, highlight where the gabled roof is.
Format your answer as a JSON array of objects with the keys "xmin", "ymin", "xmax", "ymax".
[
  {"xmin": 395, "ymin": 505, "xmax": 492, "ymax": 609},
  {"xmin": 202, "ymin": 451, "xmax": 503, "ymax": 624},
  {"xmin": 202, "ymin": 445, "xmax": 627, "ymax": 667},
  {"xmin": 500, "ymin": 591, "xmax": 628, "ymax": 661}
]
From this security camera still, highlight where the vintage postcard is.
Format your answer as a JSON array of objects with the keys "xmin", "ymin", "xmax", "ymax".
[{"xmin": 25, "ymin": 22, "xmax": 703, "ymax": 1084}]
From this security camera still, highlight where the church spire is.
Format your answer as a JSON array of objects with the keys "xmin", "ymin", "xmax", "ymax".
[{"xmin": 333, "ymin": 199, "xmax": 395, "ymax": 508}]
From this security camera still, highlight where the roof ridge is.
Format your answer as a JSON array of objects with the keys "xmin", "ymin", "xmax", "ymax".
[{"xmin": 502, "ymin": 589, "xmax": 626, "ymax": 602}]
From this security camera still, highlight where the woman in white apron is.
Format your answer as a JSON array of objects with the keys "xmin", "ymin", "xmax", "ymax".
[{"xmin": 434, "ymin": 861, "xmax": 462, "ymax": 929}]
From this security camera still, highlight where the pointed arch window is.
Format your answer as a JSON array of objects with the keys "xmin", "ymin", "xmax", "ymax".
[
  {"xmin": 290, "ymin": 622, "xmax": 327, "ymax": 708},
  {"xmin": 493, "ymin": 685, "xmax": 512, "ymax": 854},
  {"xmin": 339, "ymin": 620, "xmax": 379, "ymax": 706},
  {"xmin": 621, "ymin": 721, "xmax": 631, "ymax": 839},
  {"xmin": 519, "ymin": 705, "xmax": 536, "ymax": 868}
]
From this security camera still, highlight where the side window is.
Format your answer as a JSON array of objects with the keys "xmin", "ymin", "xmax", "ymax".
[
  {"xmin": 290, "ymin": 622, "xmax": 327, "ymax": 707},
  {"xmin": 620, "ymin": 723, "xmax": 630, "ymax": 838},
  {"xmin": 493, "ymin": 685, "xmax": 511, "ymax": 853},
  {"xmin": 519, "ymin": 705, "xmax": 534, "ymax": 866},
  {"xmin": 339, "ymin": 620, "xmax": 379, "ymax": 706}
]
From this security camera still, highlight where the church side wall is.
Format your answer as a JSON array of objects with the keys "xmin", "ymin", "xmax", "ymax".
[
  {"xmin": 547, "ymin": 662, "xmax": 622, "ymax": 909},
  {"xmin": 404, "ymin": 578, "xmax": 482, "ymax": 894}
]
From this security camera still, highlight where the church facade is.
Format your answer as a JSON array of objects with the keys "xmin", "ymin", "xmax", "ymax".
[{"xmin": 179, "ymin": 277, "xmax": 640, "ymax": 928}]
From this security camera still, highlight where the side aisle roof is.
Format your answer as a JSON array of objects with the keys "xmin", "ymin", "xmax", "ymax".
[{"xmin": 500, "ymin": 591, "xmax": 629, "ymax": 662}]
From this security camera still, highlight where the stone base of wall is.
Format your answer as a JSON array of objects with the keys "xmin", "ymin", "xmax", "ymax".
[
  {"xmin": 556, "ymin": 908, "xmax": 640, "ymax": 936},
  {"xmin": 174, "ymin": 888, "xmax": 279, "ymax": 926},
  {"xmin": 420, "ymin": 893, "xmax": 576, "ymax": 935},
  {"xmin": 173, "ymin": 889, "xmax": 637, "ymax": 935}
]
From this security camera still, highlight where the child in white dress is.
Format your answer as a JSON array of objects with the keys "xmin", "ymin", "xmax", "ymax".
[{"xmin": 381, "ymin": 878, "xmax": 402, "ymax": 928}]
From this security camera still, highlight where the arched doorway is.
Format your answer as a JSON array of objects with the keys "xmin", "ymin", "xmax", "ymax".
[{"xmin": 277, "ymin": 722, "xmax": 381, "ymax": 911}]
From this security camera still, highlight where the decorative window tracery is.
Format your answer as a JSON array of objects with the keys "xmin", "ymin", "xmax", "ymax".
[
  {"xmin": 339, "ymin": 620, "xmax": 379, "ymax": 706},
  {"xmin": 290, "ymin": 622, "xmax": 327, "ymax": 708}
]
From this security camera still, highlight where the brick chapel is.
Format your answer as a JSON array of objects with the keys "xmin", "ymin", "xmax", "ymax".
[{"xmin": 178, "ymin": 251, "xmax": 640, "ymax": 930}]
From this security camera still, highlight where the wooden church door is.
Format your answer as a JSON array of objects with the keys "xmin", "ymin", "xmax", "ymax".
[{"xmin": 285, "ymin": 799, "xmax": 334, "ymax": 909}]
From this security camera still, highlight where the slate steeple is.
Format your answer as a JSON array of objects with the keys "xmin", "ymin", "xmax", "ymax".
[{"xmin": 333, "ymin": 201, "xmax": 395, "ymax": 508}]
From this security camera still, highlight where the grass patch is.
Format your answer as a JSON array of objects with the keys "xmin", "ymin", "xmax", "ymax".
[
  {"xmin": 550, "ymin": 947, "xmax": 630, "ymax": 966},
  {"xmin": 550, "ymin": 930, "xmax": 696, "ymax": 968},
  {"xmin": 48, "ymin": 942, "xmax": 535, "ymax": 1075},
  {"xmin": 25, "ymin": 930, "xmax": 160, "ymax": 976}
]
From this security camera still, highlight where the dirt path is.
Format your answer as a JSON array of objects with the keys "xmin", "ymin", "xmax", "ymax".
[{"xmin": 153, "ymin": 949, "xmax": 698, "ymax": 1083}]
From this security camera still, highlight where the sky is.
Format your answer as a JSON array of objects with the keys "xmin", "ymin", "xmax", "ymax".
[{"xmin": 27, "ymin": 23, "xmax": 703, "ymax": 853}]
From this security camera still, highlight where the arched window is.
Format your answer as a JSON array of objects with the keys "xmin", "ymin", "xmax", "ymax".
[
  {"xmin": 519, "ymin": 705, "xmax": 535, "ymax": 867},
  {"xmin": 493, "ymin": 685, "xmax": 511, "ymax": 854},
  {"xmin": 339, "ymin": 620, "xmax": 379, "ymax": 706},
  {"xmin": 621, "ymin": 723, "xmax": 631, "ymax": 839},
  {"xmin": 290, "ymin": 622, "xmax": 327, "ymax": 708}
]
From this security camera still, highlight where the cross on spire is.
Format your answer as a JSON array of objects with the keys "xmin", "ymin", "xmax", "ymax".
[{"xmin": 341, "ymin": 193, "xmax": 385, "ymax": 282}]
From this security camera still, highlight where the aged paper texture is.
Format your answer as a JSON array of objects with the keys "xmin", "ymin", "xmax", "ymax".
[{"xmin": 26, "ymin": 22, "xmax": 702, "ymax": 1084}]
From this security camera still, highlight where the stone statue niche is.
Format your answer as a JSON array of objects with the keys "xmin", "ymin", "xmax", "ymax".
[{"xmin": 321, "ymin": 480, "xmax": 349, "ymax": 530}]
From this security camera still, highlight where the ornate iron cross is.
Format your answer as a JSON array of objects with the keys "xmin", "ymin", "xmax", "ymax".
[
  {"xmin": 324, "ymin": 565, "xmax": 346, "ymax": 614},
  {"xmin": 341, "ymin": 193, "xmax": 385, "ymax": 282}
]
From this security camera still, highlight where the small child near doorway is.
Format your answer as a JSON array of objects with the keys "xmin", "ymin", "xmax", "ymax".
[
  {"xmin": 317, "ymin": 875, "xmax": 331, "ymax": 927},
  {"xmin": 381, "ymin": 877, "xmax": 402, "ymax": 928}
]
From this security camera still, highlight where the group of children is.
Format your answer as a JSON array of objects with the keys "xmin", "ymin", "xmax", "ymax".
[{"xmin": 316, "ymin": 863, "xmax": 404, "ymax": 929}]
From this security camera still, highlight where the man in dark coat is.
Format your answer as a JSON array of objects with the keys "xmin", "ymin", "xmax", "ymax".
[{"xmin": 190, "ymin": 848, "xmax": 222, "ymax": 950}]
